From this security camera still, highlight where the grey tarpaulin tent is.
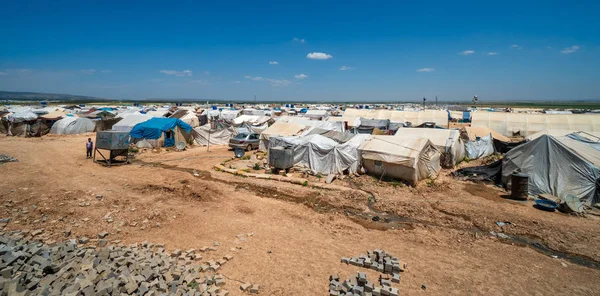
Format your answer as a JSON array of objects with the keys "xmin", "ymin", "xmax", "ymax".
[
  {"xmin": 502, "ymin": 133, "xmax": 600, "ymax": 205},
  {"xmin": 269, "ymin": 133, "xmax": 370, "ymax": 175}
]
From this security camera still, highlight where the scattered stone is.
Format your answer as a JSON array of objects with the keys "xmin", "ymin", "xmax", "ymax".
[
  {"xmin": 78, "ymin": 237, "xmax": 89, "ymax": 244},
  {"xmin": 98, "ymin": 232, "xmax": 109, "ymax": 239},
  {"xmin": 249, "ymin": 284, "xmax": 260, "ymax": 294}
]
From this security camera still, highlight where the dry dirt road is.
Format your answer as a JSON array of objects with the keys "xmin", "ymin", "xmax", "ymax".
[{"xmin": 1, "ymin": 134, "xmax": 600, "ymax": 295}]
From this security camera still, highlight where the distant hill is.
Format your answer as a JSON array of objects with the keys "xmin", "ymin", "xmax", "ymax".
[{"xmin": 0, "ymin": 91, "xmax": 109, "ymax": 102}]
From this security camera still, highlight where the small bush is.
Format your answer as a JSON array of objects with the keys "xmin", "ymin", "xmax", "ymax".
[
  {"xmin": 302, "ymin": 181, "xmax": 308, "ymax": 186},
  {"xmin": 241, "ymin": 155, "xmax": 251, "ymax": 160},
  {"xmin": 315, "ymin": 174, "xmax": 322, "ymax": 179},
  {"xmin": 253, "ymin": 163, "xmax": 261, "ymax": 170},
  {"xmin": 128, "ymin": 148, "xmax": 139, "ymax": 153}
]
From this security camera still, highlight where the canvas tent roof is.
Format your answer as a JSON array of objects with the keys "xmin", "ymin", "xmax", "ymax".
[
  {"xmin": 259, "ymin": 121, "xmax": 309, "ymax": 150},
  {"xmin": 169, "ymin": 110, "xmax": 199, "ymax": 127},
  {"xmin": 394, "ymin": 128, "xmax": 465, "ymax": 167},
  {"xmin": 130, "ymin": 118, "xmax": 192, "ymax": 139},
  {"xmin": 359, "ymin": 136, "xmax": 441, "ymax": 184},
  {"xmin": 112, "ymin": 114, "xmax": 152, "ymax": 132},
  {"xmin": 526, "ymin": 129, "xmax": 600, "ymax": 142},
  {"xmin": 460, "ymin": 126, "xmax": 511, "ymax": 142},
  {"xmin": 50, "ymin": 117, "xmax": 95, "ymax": 134},
  {"xmin": 303, "ymin": 110, "xmax": 329, "ymax": 118},
  {"xmin": 340, "ymin": 109, "xmax": 449, "ymax": 128},
  {"xmin": 232, "ymin": 115, "xmax": 271, "ymax": 125},
  {"xmin": 220, "ymin": 109, "xmax": 242, "ymax": 121},
  {"xmin": 277, "ymin": 116, "xmax": 344, "ymax": 132},
  {"xmin": 39, "ymin": 110, "xmax": 66, "ymax": 120},
  {"xmin": 471, "ymin": 112, "xmax": 600, "ymax": 137},
  {"xmin": 146, "ymin": 110, "xmax": 168, "ymax": 118},
  {"xmin": 502, "ymin": 134, "xmax": 600, "ymax": 205}
]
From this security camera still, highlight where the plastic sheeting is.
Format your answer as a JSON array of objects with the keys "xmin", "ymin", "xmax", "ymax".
[
  {"xmin": 464, "ymin": 134, "xmax": 494, "ymax": 159},
  {"xmin": 259, "ymin": 121, "xmax": 308, "ymax": 150},
  {"xmin": 359, "ymin": 136, "xmax": 441, "ymax": 185},
  {"xmin": 502, "ymin": 134, "xmax": 600, "ymax": 205},
  {"xmin": 471, "ymin": 112, "xmax": 600, "ymax": 137},
  {"xmin": 221, "ymin": 109, "xmax": 242, "ymax": 122},
  {"xmin": 193, "ymin": 124, "xmax": 238, "ymax": 146},
  {"xmin": 50, "ymin": 117, "xmax": 95, "ymax": 134},
  {"xmin": 130, "ymin": 118, "xmax": 192, "ymax": 139},
  {"xmin": 394, "ymin": 128, "xmax": 465, "ymax": 168},
  {"xmin": 269, "ymin": 134, "xmax": 370, "ymax": 175},
  {"xmin": 112, "ymin": 114, "xmax": 152, "ymax": 132}
]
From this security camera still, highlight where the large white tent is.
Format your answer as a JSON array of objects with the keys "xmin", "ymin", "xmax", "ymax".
[
  {"xmin": 471, "ymin": 112, "xmax": 600, "ymax": 137},
  {"xmin": 193, "ymin": 124, "xmax": 238, "ymax": 146},
  {"xmin": 359, "ymin": 136, "xmax": 441, "ymax": 185},
  {"xmin": 337, "ymin": 109, "xmax": 449, "ymax": 128}
]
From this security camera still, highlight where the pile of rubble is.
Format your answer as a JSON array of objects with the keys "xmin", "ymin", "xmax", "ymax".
[
  {"xmin": 0, "ymin": 229, "xmax": 259, "ymax": 295},
  {"xmin": 331, "ymin": 249, "xmax": 407, "ymax": 296},
  {"xmin": 0, "ymin": 155, "xmax": 17, "ymax": 165}
]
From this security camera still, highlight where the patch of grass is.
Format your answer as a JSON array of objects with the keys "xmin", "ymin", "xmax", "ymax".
[
  {"xmin": 315, "ymin": 174, "xmax": 322, "ymax": 179},
  {"xmin": 302, "ymin": 181, "xmax": 308, "ymax": 186},
  {"xmin": 241, "ymin": 168, "xmax": 251, "ymax": 173},
  {"xmin": 241, "ymin": 155, "xmax": 251, "ymax": 160},
  {"xmin": 390, "ymin": 180, "xmax": 404, "ymax": 188},
  {"xmin": 282, "ymin": 172, "xmax": 288, "ymax": 177},
  {"xmin": 187, "ymin": 281, "xmax": 199, "ymax": 289},
  {"xmin": 253, "ymin": 163, "xmax": 261, "ymax": 170},
  {"xmin": 128, "ymin": 147, "xmax": 139, "ymax": 153}
]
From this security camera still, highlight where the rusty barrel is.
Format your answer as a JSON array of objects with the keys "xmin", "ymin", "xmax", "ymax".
[{"xmin": 511, "ymin": 173, "xmax": 529, "ymax": 200}]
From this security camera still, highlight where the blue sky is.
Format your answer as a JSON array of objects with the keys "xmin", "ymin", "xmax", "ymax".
[{"xmin": 0, "ymin": 0, "xmax": 599, "ymax": 102}]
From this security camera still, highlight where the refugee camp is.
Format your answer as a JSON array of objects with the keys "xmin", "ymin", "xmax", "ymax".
[{"xmin": 2, "ymin": 1, "xmax": 600, "ymax": 294}]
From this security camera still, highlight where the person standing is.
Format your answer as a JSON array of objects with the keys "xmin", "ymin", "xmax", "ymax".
[{"xmin": 86, "ymin": 138, "xmax": 94, "ymax": 159}]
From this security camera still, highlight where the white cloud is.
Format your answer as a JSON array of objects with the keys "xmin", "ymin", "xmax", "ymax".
[
  {"xmin": 339, "ymin": 66, "xmax": 354, "ymax": 71},
  {"xmin": 269, "ymin": 61, "xmax": 279, "ymax": 65},
  {"xmin": 160, "ymin": 70, "xmax": 192, "ymax": 77},
  {"xmin": 459, "ymin": 50, "xmax": 475, "ymax": 55},
  {"xmin": 294, "ymin": 74, "xmax": 308, "ymax": 79},
  {"xmin": 293, "ymin": 37, "xmax": 306, "ymax": 43},
  {"xmin": 561, "ymin": 45, "xmax": 580, "ymax": 54},
  {"xmin": 487, "ymin": 52, "xmax": 498, "ymax": 56},
  {"xmin": 307, "ymin": 52, "xmax": 333, "ymax": 60},
  {"xmin": 233, "ymin": 81, "xmax": 242, "ymax": 84},
  {"xmin": 546, "ymin": 46, "xmax": 554, "ymax": 50},
  {"xmin": 100, "ymin": 70, "xmax": 112, "ymax": 74},
  {"xmin": 80, "ymin": 69, "xmax": 96, "ymax": 74},
  {"xmin": 416, "ymin": 68, "xmax": 435, "ymax": 72},
  {"xmin": 245, "ymin": 75, "xmax": 291, "ymax": 86},
  {"xmin": 511, "ymin": 44, "xmax": 522, "ymax": 49}
]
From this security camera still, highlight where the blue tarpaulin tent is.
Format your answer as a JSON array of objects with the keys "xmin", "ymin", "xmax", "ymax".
[{"xmin": 130, "ymin": 118, "xmax": 193, "ymax": 147}]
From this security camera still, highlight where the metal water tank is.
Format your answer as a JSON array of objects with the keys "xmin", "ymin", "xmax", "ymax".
[
  {"xmin": 269, "ymin": 146, "xmax": 294, "ymax": 169},
  {"xmin": 511, "ymin": 173, "xmax": 529, "ymax": 200}
]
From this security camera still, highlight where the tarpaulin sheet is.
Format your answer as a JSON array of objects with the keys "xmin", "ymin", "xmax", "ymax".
[
  {"xmin": 269, "ymin": 134, "xmax": 370, "ymax": 175},
  {"xmin": 130, "ymin": 118, "xmax": 192, "ymax": 139},
  {"xmin": 464, "ymin": 134, "xmax": 494, "ymax": 159},
  {"xmin": 502, "ymin": 134, "xmax": 600, "ymax": 205},
  {"xmin": 193, "ymin": 124, "xmax": 238, "ymax": 146},
  {"xmin": 50, "ymin": 117, "xmax": 95, "ymax": 134},
  {"xmin": 471, "ymin": 112, "xmax": 600, "ymax": 137}
]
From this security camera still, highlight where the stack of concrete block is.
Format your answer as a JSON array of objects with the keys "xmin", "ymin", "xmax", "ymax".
[
  {"xmin": 0, "ymin": 229, "xmax": 233, "ymax": 295},
  {"xmin": 333, "ymin": 249, "xmax": 407, "ymax": 296}
]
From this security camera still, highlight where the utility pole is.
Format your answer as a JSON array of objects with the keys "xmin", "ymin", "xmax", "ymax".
[
  {"xmin": 435, "ymin": 96, "xmax": 438, "ymax": 107},
  {"xmin": 422, "ymin": 97, "xmax": 426, "ymax": 108}
]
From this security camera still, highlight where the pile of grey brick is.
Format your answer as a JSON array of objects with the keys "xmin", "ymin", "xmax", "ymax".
[
  {"xmin": 0, "ymin": 230, "xmax": 237, "ymax": 295},
  {"xmin": 332, "ymin": 249, "xmax": 407, "ymax": 296}
]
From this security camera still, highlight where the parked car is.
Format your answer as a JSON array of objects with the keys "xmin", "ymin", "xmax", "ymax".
[{"xmin": 229, "ymin": 133, "xmax": 260, "ymax": 150}]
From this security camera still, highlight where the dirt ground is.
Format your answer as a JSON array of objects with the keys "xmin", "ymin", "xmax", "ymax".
[{"xmin": 1, "ymin": 134, "xmax": 600, "ymax": 295}]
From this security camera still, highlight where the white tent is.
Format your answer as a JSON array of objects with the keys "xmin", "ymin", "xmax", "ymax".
[
  {"xmin": 302, "ymin": 110, "xmax": 329, "ymax": 119},
  {"xmin": 193, "ymin": 124, "xmax": 238, "ymax": 146},
  {"xmin": 359, "ymin": 136, "xmax": 441, "ymax": 185},
  {"xmin": 339, "ymin": 109, "xmax": 449, "ymax": 128},
  {"xmin": 277, "ymin": 116, "xmax": 344, "ymax": 132},
  {"xmin": 269, "ymin": 134, "xmax": 370, "ymax": 175},
  {"xmin": 50, "ymin": 117, "xmax": 95, "ymax": 134},
  {"xmin": 471, "ymin": 112, "xmax": 600, "ymax": 137},
  {"xmin": 394, "ymin": 128, "xmax": 465, "ymax": 167},
  {"xmin": 221, "ymin": 109, "xmax": 242, "ymax": 122},
  {"xmin": 112, "ymin": 114, "xmax": 152, "ymax": 132},
  {"xmin": 502, "ymin": 133, "xmax": 600, "ymax": 205}
]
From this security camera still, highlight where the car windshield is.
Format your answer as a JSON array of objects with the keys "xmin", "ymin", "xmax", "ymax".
[{"xmin": 234, "ymin": 133, "xmax": 248, "ymax": 139}]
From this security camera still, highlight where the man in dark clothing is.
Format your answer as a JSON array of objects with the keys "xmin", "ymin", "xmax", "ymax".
[{"xmin": 86, "ymin": 138, "xmax": 93, "ymax": 159}]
